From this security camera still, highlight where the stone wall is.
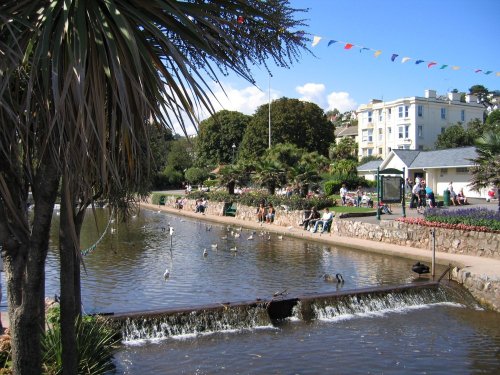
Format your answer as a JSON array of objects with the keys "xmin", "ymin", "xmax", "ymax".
[
  {"xmin": 332, "ymin": 220, "xmax": 500, "ymax": 260},
  {"xmin": 164, "ymin": 196, "xmax": 499, "ymax": 259}
]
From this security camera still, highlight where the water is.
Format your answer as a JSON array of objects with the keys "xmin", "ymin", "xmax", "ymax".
[{"xmin": 44, "ymin": 209, "xmax": 499, "ymax": 374}]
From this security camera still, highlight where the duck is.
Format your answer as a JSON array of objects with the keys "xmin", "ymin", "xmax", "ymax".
[
  {"xmin": 322, "ymin": 273, "xmax": 344, "ymax": 283},
  {"xmin": 247, "ymin": 235, "xmax": 254, "ymax": 240},
  {"xmin": 277, "ymin": 235, "xmax": 283, "ymax": 240},
  {"xmin": 230, "ymin": 246, "xmax": 237, "ymax": 252},
  {"xmin": 234, "ymin": 233, "xmax": 241, "ymax": 238},
  {"xmin": 110, "ymin": 228, "xmax": 117, "ymax": 234},
  {"xmin": 412, "ymin": 262, "xmax": 430, "ymax": 274},
  {"xmin": 163, "ymin": 268, "xmax": 170, "ymax": 279},
  {"xmin": 221, "ymin": 235, "xmax": 228, "ymax": 240},
  {"xmin": 203, "ymin": 249, "xmax": 208, "ymax": 257},
  {"xmin": 211, "ymin": 244, "xmax": 218, "ymax": 249}
]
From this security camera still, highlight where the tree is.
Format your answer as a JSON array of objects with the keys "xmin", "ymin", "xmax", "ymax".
[
  {"xmin": 0, "ymin": 1, "xmax": 308, "ymax": 373},
  {"xmin": 469, "ymin": 129, "xmax": 500, "ymax": 210},
  {"xmin": 435, "ymin": 124, "xmax": 474, "ymax": 149},
  {"xmin": 185, "ymin": 167, "xmax": 209, "ymax": 186},
  {"xmin": 329, "ymin": 137, "xmax": 358, "ymax": 161},
  {"xmin": 252, "ymin": 159, "xmax": 286, "ymax": 195},
  {"xmin": 195, "ymin": 110, "xmax": 250, "ymax": 168},
  {"xmin": 217, "ymin": 163, "xmax": 252, "ymax": 195},
  {"xmin": 486, "ymin": 109, "xmax": 500, "ymax": 126},
  {"xmin": 166, "ymin": 138, "xmax": 195, "ymax": 173},
  {"xmin": 239, "ymin": 98, "xmax": 334, "ymax": 159}
]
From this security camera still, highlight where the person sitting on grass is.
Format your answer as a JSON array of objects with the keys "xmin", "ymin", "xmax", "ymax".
[{"xmin": 312, "ymin": 208, "xmax": 334, "ymax": 233}]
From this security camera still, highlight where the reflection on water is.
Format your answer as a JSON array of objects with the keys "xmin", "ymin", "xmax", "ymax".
[{"xmin": 45, "ymin": 209, "xmax": 499, "ymax": 374}]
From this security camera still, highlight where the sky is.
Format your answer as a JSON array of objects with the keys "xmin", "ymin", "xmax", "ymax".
[{"xmin": 177, "ymin": 0, "xmax": 500, "ymax": 134}]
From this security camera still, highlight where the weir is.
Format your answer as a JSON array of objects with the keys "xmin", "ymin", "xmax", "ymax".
[{"xmin": 103, "ymin": 281, "xmax": 457, "ymax": 342}]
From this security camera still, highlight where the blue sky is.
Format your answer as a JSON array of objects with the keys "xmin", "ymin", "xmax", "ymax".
[{"xmin": 180, "ymin": 0, "xmax": 500, "ymax": 134}]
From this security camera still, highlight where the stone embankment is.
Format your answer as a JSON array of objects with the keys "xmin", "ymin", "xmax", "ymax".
[{"xmin": 151, "ymin": 196, "xmax": 500, "ymax": 312}]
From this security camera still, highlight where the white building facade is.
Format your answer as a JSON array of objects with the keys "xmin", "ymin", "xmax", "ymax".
[{"xmin": 356, "ymin": 90, "xmax": 485, "ymax": 159}]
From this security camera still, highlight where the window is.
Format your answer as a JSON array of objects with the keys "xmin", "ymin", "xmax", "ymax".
[
  {"xmin": 405, "ymin": 105, "xmax": 409, "ymax": 117},
  {"xmin": 367, "ymin": 111, "xmax": 372, "ymax": 123},
  {"xmin": 367, "ymin": 148, "xmax": 373, "ymax": 156},
  {"xmin": 388, "ymin": 147, "xmax": 392, "ymax": 153},
  {"xmin": 378, "ymin": 148, "xmax": 382, "ymax": 155},
  {"xmin": 417, "ymin": 125, "xmax": 423, "ymax": 138},
  {"xmin": 362, "ymin": 129, "xmax": 373, "ymax": 142},
  {"xmin": 387, "ymin": 108, "xmax": 392, "ymax": 120},
  {"xmin": 417, "ymin": 105, "xmax": 423, "ymax": 117},
  {"xmin": 441, "ymin": 127, "xmax": 446, "ymax": 134},
  {"xmin": 456, "ymin": 167, "xmax": 468, "ymax": 173},
  {"xmin": 378, "ymin": 109, "xmax": 383, "ymax": 122},
  {"xmin": 461, "ymin": 109, "xmax": 465, "ymax": 122},
  {"xmin": 440, "ymin": 168, "xmax": 448, "ymax": 174},
  {"xmin": 398, "ymin": 125, "xmax": 409, "ymax": 139},
  {"xmin": 378, "ymin": 128, "xmax": 383, "ymax": 141},
  {"xmin": 398, "ymin": 106, "xmax": 403, "ymax": 118},
  {"xmin": 441, "ymin": 107, "xmax": 446, "ymax": 119},
  {"xmin": 388, "ymin": 127, "xmax": 392, "ymax": 135}
]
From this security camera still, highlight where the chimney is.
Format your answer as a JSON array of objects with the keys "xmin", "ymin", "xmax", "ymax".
[
  {"xmin": 448, "ymin": 92, "xmax": 460, "ymax": 102},
  {"xmin": 465, "ymin": 94, "xmax": 478, "ymax": 103},
  {"xmin": 425, "ymin": 89, "xmax": 436, "ymax": 99}
]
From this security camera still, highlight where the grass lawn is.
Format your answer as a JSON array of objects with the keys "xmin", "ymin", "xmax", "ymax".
[{"xmin": 330, "ymin": 206, "xmax": 375, "ymax": 213}]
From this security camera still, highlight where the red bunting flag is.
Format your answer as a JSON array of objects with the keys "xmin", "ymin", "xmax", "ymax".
[
  {"xmin": 237, "ymin": 16, "xmax": 245, "ymax": 24},
  {"xmin": 428, "ymin": 62, "xmax": 437, "ymax": 68},
  {"xmin": 475, "ymin": 69, "xmax": 482, "ymax": 73},
  {"xmin": 344, "ymin": 43, "xmax": 353, "ymax": 49}
]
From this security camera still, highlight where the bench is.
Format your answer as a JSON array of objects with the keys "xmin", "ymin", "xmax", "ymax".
[
  {"xmin": 159, "ymin": 195, "xmax": 166, "ymax": 206},
  {"xmin": 223, "ymin": 202, "xmax": 237, "ymax": 217}
]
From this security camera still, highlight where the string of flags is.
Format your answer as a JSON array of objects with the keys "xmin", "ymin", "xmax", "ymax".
[
  {"xmin": 310, "ymin": 36, "xmax": 499, "ymax": 77},
  {"xmin": 80, "ymin": 209, "xmax": 115, "ymax": 256}
]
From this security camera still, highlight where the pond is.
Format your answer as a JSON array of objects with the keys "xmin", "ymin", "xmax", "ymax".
[{"xmin": 44, "ymin": 209, "xmax": 499, "ymax": 374}]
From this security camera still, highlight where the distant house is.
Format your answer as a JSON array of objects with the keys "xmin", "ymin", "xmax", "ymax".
[
  {"xmin": 334, "ymin": 125, "xmax": 358, "ymax": 144},
  {"xmin": 357, "ymin": 146, "xmax": 487, "ymax": 198}
]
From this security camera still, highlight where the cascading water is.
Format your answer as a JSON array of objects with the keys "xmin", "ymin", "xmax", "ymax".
[{"xmin": 121, "ymin": 303, "xmax": 273, "ymax": 343}]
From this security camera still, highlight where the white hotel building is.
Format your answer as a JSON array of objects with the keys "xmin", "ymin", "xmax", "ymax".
[{"xmin": 356, "ymin": 89, "xmax": 485, "ymax": 159}]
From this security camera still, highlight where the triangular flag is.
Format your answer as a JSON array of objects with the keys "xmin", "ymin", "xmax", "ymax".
[
  {"xmin": 327, "ymin": 40, "xmax": 337, "ymax": 46},
  {"xmin": 374, "ymin": 50, "xmax": 382, "ymax": 57},
  {"xmin": 452, "ymin": 66, "xmax": 460, "ymax": 70},
  {"xmin": 237, "ymin": 16, "xmax": 245, "ymax": 24},
  {"xmin": 439, "ymin": 65, "xmax": 448, "ymax": 69},
  {"xmin": 474, "ymin": 69, "xmax": 482, "ymax": 73},
  {"xmin": 415, "ymin": 60, "xmax": 424, "ymax": 65},
  {"xmin": 401, "ymin": 57, "xmax": 411, "ymax": 63},
  {"xmin": 312, "ymin": 36, "xmax": 322, "ymax": 47},
  {"xmin": 391, "ymin": 54, "xmax": 399, "ymax": 62},
  {"xmin": 344, "ymin": 43, "xmax": 354, "ymax": 49},
  {"xmin": 496, "ymin": 72, "xmax": 500, "ymax": 76},
  {"xmin": 428, "ymin": 62, "xmax": 437, "ymax": 68},
  {"xmin": 484, "ymin": 71, "xmax": 493, "ymax": 75},
  {"xmin": 360, "ymin": 47, "xmax": 369, "ymax": 53}
]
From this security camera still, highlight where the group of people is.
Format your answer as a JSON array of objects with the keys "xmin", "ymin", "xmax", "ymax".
[
  {"xmin": 410, "ymin": 178, "xmax": 435, "ymax": 213},
  {"xmin": 340, "ymin": 184, "xmax": 373, "ymax": 208},
  {"xmin": 257, "ymin": 202, "xmax": 276, "ymax": 223},
  {"xmin": 301, "ymin": 207, "xmax": 335, "ymax": 233},
  {"xmin": 447, "ymin": 181, "xmax": 468, "ymax": 206},
  {"xmin": 194, "ymin": 198, "xmax": 208, "ymax": 213}
]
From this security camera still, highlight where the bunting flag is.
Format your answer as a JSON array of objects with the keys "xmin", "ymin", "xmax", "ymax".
[
  {"xmin": 308, "ymin": 34, "xmax": 499, "ymax": 77},
  {"xmin": 312, "ymin": 36, "xmax": 322, "ymax": 47}
]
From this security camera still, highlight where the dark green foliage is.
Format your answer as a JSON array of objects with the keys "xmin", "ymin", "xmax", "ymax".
[
  {"xmin": 185, "ymin": 167, "xmax": 209, "ymax": 185},
  {"xmin": 239, "ymin": 98, "xmax": 334, "ymax": 159},
  {"xmin": 42, "ymin": 307, "xmax": 119, "ymax": 375}
]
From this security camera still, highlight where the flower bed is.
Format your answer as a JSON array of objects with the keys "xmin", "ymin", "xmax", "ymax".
[{"xmin": 396, "ymin": 207, "xmax": 500, "ymax": 233}]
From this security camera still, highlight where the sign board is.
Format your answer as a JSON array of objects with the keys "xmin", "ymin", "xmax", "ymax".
[{"xmin": 380, "ymin": 176, "xmax": 403, "ymax": 203}]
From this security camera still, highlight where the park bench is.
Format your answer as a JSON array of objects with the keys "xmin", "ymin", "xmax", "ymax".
[
  {"xmin": 223, "ymin": 202, "xmax": 237, "ymax": 217},
  {"xmin": 159, "ymin": 195, "xmax": 166, "ymax": 206}
]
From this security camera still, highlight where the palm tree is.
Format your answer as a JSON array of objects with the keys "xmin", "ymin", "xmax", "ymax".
[
  {"xmin": 0, "ymin": 1, "xmax": 307, "ymax": 373},
  {"xmin": 253, "ymin": 159, "xmax": 286, "ymax": 195},
  {"xmin": 469, "ymin": 129, "xmax": 500, "ymax": 210}
]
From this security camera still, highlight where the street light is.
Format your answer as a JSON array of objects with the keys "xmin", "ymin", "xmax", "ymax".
[{"xmin": 232, "ymin": 143, "xmax": 236, "ymax": 164}]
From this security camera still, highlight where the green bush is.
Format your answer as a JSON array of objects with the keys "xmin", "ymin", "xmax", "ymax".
[
  {"xmin": 324, "ymin": 180, "xmax": 343, "ymax": 196},
  {"xmin": 42, "ymin": 307, "xmax": 119, "ymax": 375}
]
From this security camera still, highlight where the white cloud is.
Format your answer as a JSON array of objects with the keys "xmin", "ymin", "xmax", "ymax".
[
  {"xmin": 172, "ymin": 82, "xmax": 279, "ymax": 135},
  {"xmin": 326, "ymin": 91, "xmax": 358, "ymax": 113},
  {"xmin": 295, "ymin": 83, "xmax": 326, "ymax": 107}
]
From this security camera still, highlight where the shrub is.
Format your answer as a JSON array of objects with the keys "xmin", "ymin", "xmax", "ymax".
[
  {"xmin": 323, "ymin": 180, "xmax": 343, "ymax": 196},
  {"xmin": 42, "ymin": 306, "xmax": 119, "ymax": 375}
]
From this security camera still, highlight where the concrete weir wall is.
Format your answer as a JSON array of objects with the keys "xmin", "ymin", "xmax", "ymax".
[{"xmin": 158, "ymin": 197, "xmax": 500, "ymax": 311}]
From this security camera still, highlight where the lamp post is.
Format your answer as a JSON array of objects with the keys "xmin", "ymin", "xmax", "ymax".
[{"xmin": 232, "ymin": 143, "xmax": 236, "ymax": 164}]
